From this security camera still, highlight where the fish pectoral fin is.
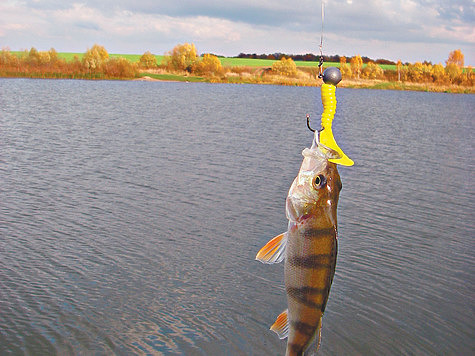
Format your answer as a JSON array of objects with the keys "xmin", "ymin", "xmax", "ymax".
[
  {"xmin": 255, "ymin": 233, "xmax": 287, "ymax": 264},
  {"xmin": 270, "ymin": 309, "xmax": 289, "ymax": 339}
]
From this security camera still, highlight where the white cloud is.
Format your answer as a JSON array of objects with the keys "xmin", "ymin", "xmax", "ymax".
[{"xmin": 0, "ymin": 0, "xmax": 473, "ymax": 65}]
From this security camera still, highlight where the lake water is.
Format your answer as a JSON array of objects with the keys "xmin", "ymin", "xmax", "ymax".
[{"xmin": 1, "ymin": 78, "xmax": 473, "ymax": 355}]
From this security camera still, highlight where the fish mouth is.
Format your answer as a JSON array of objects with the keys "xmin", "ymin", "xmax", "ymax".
[{"xmin": 303, "ymin": 142, "xmax": 341, "ymax": 161}]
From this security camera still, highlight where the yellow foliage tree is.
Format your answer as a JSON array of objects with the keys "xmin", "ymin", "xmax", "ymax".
[
  {"xmin": 397, "ymin": 60, "xmax": 402, "ymax": 81},
  {"xmin": 38, "ymin": 51, "xmax": 51, "ymax": 65},
  {"xmin": 0, "ymin": 47, "xmax": 18, "ymax": 67},
  {"xmin": 361, "ymin": 61, "xmax": 383, "ymax": 79},
  {"xmin": 27, "ymin": 47, "xmax": 40, "ymax": 65},
  {"xmin": 350, "ymin": 55, "xmax": 363, "ymax": 79},
  {"xmin": 24, "ymin": 47, "xmax": 58, "ymax": 66},
  {"xmin": 407, "ymin": 62, "xmax": 424, "ymax": 82},
  {"xmin": 339, "ymin": 56, "xmax": 352, "ymax": 78},
  {"xmin": 103, "ymin": 57, "xmax": 137, "ymax": 78},
  {"xmin": 271, "ymin": 57, "xmax": 297, "ymax": 77},
  {"xmin": 83, "ymin": 44, "xmax": 109, "ymax": 71},
  {"xmin": 410, "ymin": 62, "xmax": 435, "ymax": 82},
  {"xmin": 139, "ymin": 51, "xmax": 157, "ymax": 69},
  {"xmin": 165, "ymin": 43, "xmax": 198, "ymax": 72},
  {"xmin": 445, "ymin": 63, "xmax": 462, "ymax": 84},
  {"xmin": 193, "ymin": 54, "xmax": 224, "ymax": 76},
  {"xmin": 462, "ymin": 66, "xmax": 473, "ymax": 86},
  {"xmin": 48, "ymin": 48, "xmax": 59, "ymax": 64},
  {"xmin": 430, "ymin": 64, "xmax": 446, "ymax": 84},
  {"xmin": 446, "ymin": 49, "xmax": 464, "ymax": 67}
]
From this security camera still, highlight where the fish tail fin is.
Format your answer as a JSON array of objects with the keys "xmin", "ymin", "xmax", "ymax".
[
  {"xmin": 270, "ymin": 309, "xmax": 289, "ymax": 339},
  {"xmin": 255, "ymin": 233, "xmax": 287, "ymax": 264}
]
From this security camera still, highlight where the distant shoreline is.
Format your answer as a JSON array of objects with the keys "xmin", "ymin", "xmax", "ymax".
[
  {"xmin": 1, "ymin": 73, "xmax": 473, "ymax": 94},
  {"xmin": 2, "ymin": 47, "xmax": 473, "ymax": 94},
  {"xmin": 137, "ymin": 72, "xmax": 473, "ymax": 94}
]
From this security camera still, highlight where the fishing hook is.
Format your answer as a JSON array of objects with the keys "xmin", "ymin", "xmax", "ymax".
[{"xmin": 306, "ymin": 114, "xmax": 324, "ymax": 133}]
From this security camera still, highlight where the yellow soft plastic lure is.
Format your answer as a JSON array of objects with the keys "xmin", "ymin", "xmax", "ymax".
[{"xmin": 320, "ymin": 68, "xmax": 354, "ymax": 166}]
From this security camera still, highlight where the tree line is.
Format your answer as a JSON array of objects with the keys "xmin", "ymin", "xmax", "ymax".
[
  {"xmin": 0, "ymin": 45, "xmax": 139, "ymax": 79},
  {"xmin": 165, "ymin": 44, "xmax": 472, "ymax": 87},
  {"xmin": 236, "ymin": 52, "xmax": 395, "ymax": 65},
  {"xmin": 0, "ymin": 44, "xmax": 225, "ymax": 79},
  {"xmin": 336, "ymin": 50, "xmax": 472, "ymax": 86},
  {"xmin": 0, "ymin": 44, "xmax": 472, "ymax": 88}
]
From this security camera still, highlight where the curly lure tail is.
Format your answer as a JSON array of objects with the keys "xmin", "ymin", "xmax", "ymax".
[{"xmin": 319, "ymin": 83, "xmax": 354, "ymax": 166}]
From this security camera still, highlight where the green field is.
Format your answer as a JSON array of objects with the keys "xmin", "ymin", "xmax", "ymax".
[
  {"xmin": 11, "ymin": 51, "xmax": 164, "ymax": 64},
  {"xmin": 220, "ymin": 59, "xmax": 397, "ymax": 70},
  {"xmin": 219, "ymin": 57, "xmax": 338, "ymax": 68}
]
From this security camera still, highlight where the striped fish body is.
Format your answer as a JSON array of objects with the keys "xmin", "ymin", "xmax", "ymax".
[
  {"xmin": 256, "ymin": 144, "xmax": 341, "ymax": 356},
  {"xmin": 284, "ymin": 155, "xmax": 340, "ymax": 356},
  {"xmin": 285, "ymin": 213, "xmax": 338, "ymax": 355}
]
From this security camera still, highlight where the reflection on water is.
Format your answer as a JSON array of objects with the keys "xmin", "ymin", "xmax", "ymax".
[{"xmin": 1, "ymin": 79, "xmax": 474, "ymax": 355}]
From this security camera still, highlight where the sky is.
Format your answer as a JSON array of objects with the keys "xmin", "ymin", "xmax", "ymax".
[{"xmin": 1, "ymin": 0, "xmax": 474, "ymax": 65}]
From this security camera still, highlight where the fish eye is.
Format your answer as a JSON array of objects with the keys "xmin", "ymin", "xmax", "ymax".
[{"xmin": 313, "ymin": 174, "xmax": 326, "ymax": 189}]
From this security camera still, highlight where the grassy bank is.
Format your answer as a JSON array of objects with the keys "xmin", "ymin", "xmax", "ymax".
[
  {"xmin": 135, "ymin": 70, "xmax": 474, "ymax": 93},
  {"xmin": 339, "ymin": 79, "xmax": 474, "ymax": 94},
  {"xmin": 137, "ymin": 72, "xmax": 206, "ymax": 82}
]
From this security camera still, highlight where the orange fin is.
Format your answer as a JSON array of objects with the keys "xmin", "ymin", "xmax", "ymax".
[
  {"xmin": 270, "ymin": 309, "xmax": 289, "ymax": 339},
  {"xmin": 255, "ymin": 233, "xmax": 287, "ymax": 264}
]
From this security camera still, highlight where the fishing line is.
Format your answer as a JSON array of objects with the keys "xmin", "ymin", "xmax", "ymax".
[
  {"xmin": 318, "ymin": 0, "xmax": 325, "ymax": 78},
  {"xmin": 307, "ymin": 0, "xmax": 326, "ymax": 134}
]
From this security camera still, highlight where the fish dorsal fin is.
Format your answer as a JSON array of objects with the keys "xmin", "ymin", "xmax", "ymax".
[
  {"xmin": 270, "ymin": 309, "xmax": 289, "ymax": 339},
  {"xmin": 255, "ymin": 233, "xmax": 287, "ymax": 264}
]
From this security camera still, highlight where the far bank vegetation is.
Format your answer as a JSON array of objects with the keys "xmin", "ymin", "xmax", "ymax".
[{"xmin": 0, "ymin": 44, "xmax": 473, "ymax": 92}]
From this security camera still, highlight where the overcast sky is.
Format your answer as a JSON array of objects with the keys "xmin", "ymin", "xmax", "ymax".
[{"xmin": 1, "ymin": 0, "xmax": 474, "ymax": 65}]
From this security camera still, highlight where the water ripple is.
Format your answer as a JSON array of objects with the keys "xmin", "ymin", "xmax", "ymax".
[{"xmin": 1, "ymin": 79, "xmax": 474, "ymax": 355}]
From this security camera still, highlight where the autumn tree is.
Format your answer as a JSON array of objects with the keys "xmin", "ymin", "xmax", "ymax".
[
  {"xmin": 165, "ymin": 43, "xmax": 198, "ymax": 72},
  {"xmin": 48, "ymin": 48, "xmax": 59, "ymax": 64},
  {"xmin": 139, "ymin": 51, "xmax": 157, "ymax": 69},
  {"xmin": 83, "ymin": 44, "xmax": 109, "ymax": 71},
  {"xmin": 23, "ymin": 47, "xmax": 57, "ymax": 67},
  {"xmin": 350, "ymin": 55, "xmax": 363, "ymax": 79},
  {"xmin": 103, "ymin": 57, "xmax": 137, "ymax": 78},
  {"xmin": 446, "ymin": 49, "xmax": 464, "ymax": 67},
  {"xmin": 38, "ymin": 51, "xmax": 51, "ymax": 65},
  {"xmin": 361, "ymin": 61, "xmax": 383, "ymax": 79},
  {"xmin": 397, "ymin": 60, "xmax": 402, "ymax": 81},
  {"xmin": 430, "ymin": 63, "xmax": 446, "ymax": 84},
  {"xmin": 445, "ymin": 63, "xmax": 462, "ymax": 84},
  {"xmin": 462, "ymin": 66, "xmax": 473, "ymax": 86},
  {"xmin": 407, "ymin": 62, "xmax": 424, "ymax": 82},
  {"xmin": 271, "ymin": 57, "xmax": 297, "ymax": 77},
  {"xmin": 193, "ymin": 54, "xmax": 224, "ymax": 76},
  {"xmin": 27, "ymin": 47, "xmax": 40, "ymax": 65},
  {"xmin": 339, "ymin": 56, "xmax": 352, "ymax": 78},
  {"xmin": 0, "ymin": 47, "xmax": 18, "ymax": 67}
]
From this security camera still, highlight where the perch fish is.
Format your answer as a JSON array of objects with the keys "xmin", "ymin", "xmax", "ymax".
[{"xmin": 256, "ymin": 137, "xmax": 342, "ymax": 356}]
